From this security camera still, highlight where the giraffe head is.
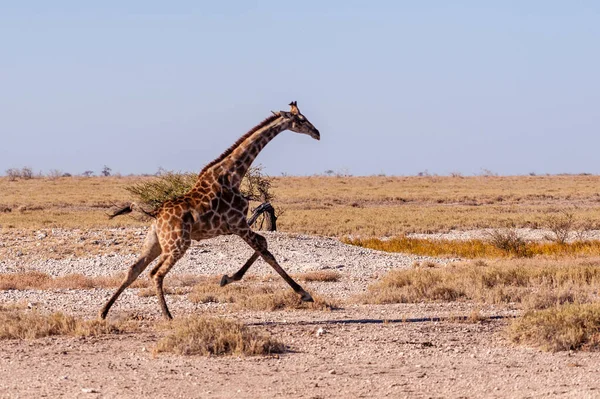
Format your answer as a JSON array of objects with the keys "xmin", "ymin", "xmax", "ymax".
[{"xmin": 278, "ymin": 101, "xmax": 320, "ymax": 140}]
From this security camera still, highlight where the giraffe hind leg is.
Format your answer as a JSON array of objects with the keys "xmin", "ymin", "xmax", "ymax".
[
  {"xmin": 152, "ymin": 253, "xmax": 185, "ymax": 320},
  {"xmin": 238, "ymin": 229, "xmax": 313, "ymax": 302},
  {"xmin": 220, "ymin": 252, "xmax": 260, "ymax": 287},
  {"xmin": 151, "ymin": 214, "xmax": 192, "ymax": 320},
  {"xmin": 99, "ymin": 228, "xmax": 161, "ymax": 319}
]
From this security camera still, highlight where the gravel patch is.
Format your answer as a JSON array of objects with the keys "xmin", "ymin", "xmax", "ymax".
[
  {"xmin": 0, "ymin": 230, "xmax": 454, "ymax": 278},
  {"xmin": 0, "ymin": 229, "xmax": 457, "ymax": 318}
]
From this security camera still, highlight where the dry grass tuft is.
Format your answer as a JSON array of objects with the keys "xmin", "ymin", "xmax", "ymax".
[
  {"xmin": 362, "ymin": 259, "xmax": 600, "ymax": 308},
  {"xmin": 0, "ymin": 302, "xmax": 28, "ymax": 312},
  {"xmin": 294, "ymin": 270, "xmax": 341, "ymax": 282},
  {"xmin": 154, "ymin": 316, "xmax": 285, "ymax": 356},
  {"xmin": 0, "ymin": 309, "xmax": 128, "ymax": 340},
  {"xmin": 189, "ymin": 283, "xmax": 338, "ymax": 311},
  {"xmin": 508, "ymin": 303, "xmax": 600, "ymax": 352},
  {"xmin": 137, "ymin": 287, "xmax": 188, "ymax": 297}
]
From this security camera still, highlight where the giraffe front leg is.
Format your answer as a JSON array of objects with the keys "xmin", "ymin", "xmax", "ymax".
[
  {"xmin": 238, "ymin": 230, "xmax": 314, "ymax": 302},
  {"xmin": 220, "ymin": 252, "xmax": 260, "ymax": 286}
]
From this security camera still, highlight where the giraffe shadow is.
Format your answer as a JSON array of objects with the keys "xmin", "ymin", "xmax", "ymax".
[{"xmin": 247, "ymin": 314, "xmax": 513, "ymax": 327}]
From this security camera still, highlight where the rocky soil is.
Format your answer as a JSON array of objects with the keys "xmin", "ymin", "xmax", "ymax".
[{"xmin": 1, "ymin": 228, "xmax": 599, "ymax": 398}]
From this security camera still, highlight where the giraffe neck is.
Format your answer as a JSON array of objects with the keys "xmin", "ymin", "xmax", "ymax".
[{"xmin": 200, "ymin": 116, "xmax": 289, "ymax": 187}]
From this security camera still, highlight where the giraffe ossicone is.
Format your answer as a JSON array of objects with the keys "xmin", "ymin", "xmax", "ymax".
[{"xmin": 99, "ymin": 102, "xmax": 321, "ymax": 320}]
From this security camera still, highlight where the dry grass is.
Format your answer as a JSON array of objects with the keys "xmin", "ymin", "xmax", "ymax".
[
  {"xmin": 294, "ymin": 270, "xmax": 341, "ymax": 282},
  {"xmin": 137, "ymin": 287, "xmax": 188, "ymax": 297},
  {"xmin": 0, "ymin": 272, "xmax": 211, "ymax": 291},
  {"xmin": 189, "ymin": 283, "xmax": 338, "ymax": 311},
  {"xmin": 346, "ymin": 236, "xmax": 600, "ymax": 258},
  {"xmin": 508, "ymin": 303, "xmax": 600, "ymax": 352},
  {"xmin": 272, "ymin": 175, "xmax": 600, "ymax": 236},
  {"xmin": 0, "ymin": 271, "xmax": 150, "ymax": 290},
  {"xmin": 0, "ymin": 309, "xmax": 128, "ymax": 340},
  {"xmin": 3, "ymin": 175, "xmax": 600, "ymax": 236},
  {"xmin": 154, "ymin": 316, "xmax": 285, "ymax": 356},
  {"xmin": 362, "ymin": 258, "xmax": 600, "ymax": 308}
]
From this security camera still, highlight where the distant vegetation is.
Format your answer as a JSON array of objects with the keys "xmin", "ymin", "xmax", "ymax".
[{"xmin": 3, "ymin": 174, "xmax": 600, "ymax": 235}]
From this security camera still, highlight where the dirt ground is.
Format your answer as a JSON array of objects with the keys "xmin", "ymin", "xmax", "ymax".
[
  {"xmin": 2, "ymin": 306, "xmax": 600, "ymax": 398},
  {"xmin": 1, "ymin": 230, "xmax": 600, "ymax": 398}
]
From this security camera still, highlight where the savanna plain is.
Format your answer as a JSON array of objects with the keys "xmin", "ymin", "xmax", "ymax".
[{"xmin": 2, "ymin": 174, "xmax": 600, "ymax": 398}]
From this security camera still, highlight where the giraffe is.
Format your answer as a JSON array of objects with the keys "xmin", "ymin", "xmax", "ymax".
[{"xmin": 99, "ymin": 101, "xmax": 320, "ymax": 320}]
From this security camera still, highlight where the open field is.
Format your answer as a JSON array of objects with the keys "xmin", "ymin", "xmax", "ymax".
[
  {"xmin": 2, "ymin": 175, "xmax": 600, "ymax": 397},
  {"xmin": 2, "ymin": 174, "xmax": 600, "ymax": 236}
]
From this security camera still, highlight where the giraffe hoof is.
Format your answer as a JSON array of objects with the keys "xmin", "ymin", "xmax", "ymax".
[
  {"xmin": 220, "ymin": 275, "xmax": 232, "ymax": 287},
  {"xmin": 300, "ymin": 292, "xmax": 314, "ymax": 302}
]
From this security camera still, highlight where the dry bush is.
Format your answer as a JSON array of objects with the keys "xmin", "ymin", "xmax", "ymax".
[
  {"xmin": 125, "ymin": 170, "xmax": 197, "ymax": 209},
  {"xmin": 125, "ymin": 166, "xmax": 274, "ymax": 211},
  {"xmin": 189, "ymin": 283, "xmax": 338, "ymax": 311},
  {"xmin": 508, "ymin": 303, "xmax": 600, "ymax": 352},
  {"xmin": 362, "ymin": 260, "xmax": 600, "ymax": 307},
  {"xmin": 5, "ymin": 168, "xmax": 20, "ymax": 181},
  {"xmin": 47, "ymin": 169, "xmax": 63, "ymax": 180},
  {"xmin": 486, "ymin": 229, "xmax": 529, "ymax": 257},
  {"xmin": 154, "ymin": 316, "xmax": 285, "ymax": 356},
  {"xmin": 5, "ymin": 167, "xmax": 34, "ymax": 181},
  {"xmin": 294, "ymin": 270, "xmax": 341, "ymax": 282},
  {"xmin": 0, "ymin": 310, "xmax": 127, "ymax": 340},
  {"xmin": 544, "ymin": 210, "xmax": 575, "ymax": 244}
]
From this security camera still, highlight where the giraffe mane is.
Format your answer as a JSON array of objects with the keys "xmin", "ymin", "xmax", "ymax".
[{"xmin": 198, "ymin": 113, "xmax": 281, "ymax": 175}]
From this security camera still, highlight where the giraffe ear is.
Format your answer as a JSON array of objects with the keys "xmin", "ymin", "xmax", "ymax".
[{"xmin": 289, "ymin": 101, "xmax": 300, "ymax": 114}]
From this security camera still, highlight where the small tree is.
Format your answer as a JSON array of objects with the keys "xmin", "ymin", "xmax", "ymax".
[
  {"xmin": 5, "ymin": 167, "xmax": 33, "ymax": 181},
  {"xmin": 101, "ymin": 165, "xmax": 112, "ymax": 177},
  {"xmin": 82, "ymin": 170, "xmax": 95, "ymax": 177},
  {"xmin": 20, "ymin": 167, "xmax": 33, "ymax": 180},
  {"xmin": 5, "ymin": 168, "xmax": 19, "ymax": 181},
  {"xmin": 545, "ymin": 211, "xmax": 575, "ymax": 244},
  {"xmin": 47, "ymin": 169, "xmax": 63, "ymax": 180}
]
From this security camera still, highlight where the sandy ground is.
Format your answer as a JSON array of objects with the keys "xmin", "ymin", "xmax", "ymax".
[{"xmin": 1, "ymin": 229, "xmax": 600, "ymax": 398}]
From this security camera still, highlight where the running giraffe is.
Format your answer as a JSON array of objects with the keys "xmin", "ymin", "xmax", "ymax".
[{"xmin": 100, "ymin": 102, "xmax": 320, "ymax": 319}]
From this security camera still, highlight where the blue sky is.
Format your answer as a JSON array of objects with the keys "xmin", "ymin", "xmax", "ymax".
[{"xmin": 1, "ymin": 1, "xmax": 599, "ymax": 176}]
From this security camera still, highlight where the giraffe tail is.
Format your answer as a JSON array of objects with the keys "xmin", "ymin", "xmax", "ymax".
[{"xmin": 108, "ymin": 203, "xmax": 157, "ymax": 219}]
